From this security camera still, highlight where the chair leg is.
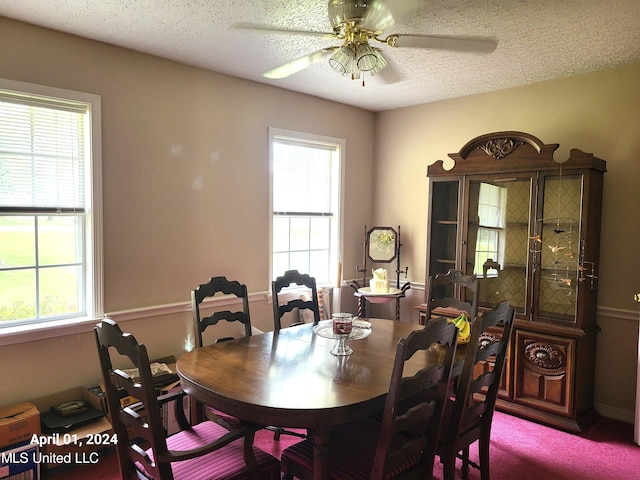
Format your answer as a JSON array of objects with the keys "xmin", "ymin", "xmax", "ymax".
[
  {"xmin": 442, "ymin": 452, "xmax": 457, "ymax": 480},
  {"xmin": 461, "ymin": 446, "xmax": 470, "ymax": 480},
  {"xmin": 479, "ymin": 434, "xmax": 491, "ymax": 480},
  {"xmin": 281, "ymin": 456, "xmax": 293, "ymax": 480}
]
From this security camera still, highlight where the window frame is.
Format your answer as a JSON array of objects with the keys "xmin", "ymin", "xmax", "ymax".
[
  {"xmin": 268, "ymin": 127, "xmax": 345, "ymax": 288},
  {"xmin": 0, "ymin": 78, "xmax": 103, "ymax": 344}
]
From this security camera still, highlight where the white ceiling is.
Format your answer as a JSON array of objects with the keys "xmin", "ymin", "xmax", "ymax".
[{"xmin": 1, "ymin": 0, "xmax": 639, "ymax": 112}]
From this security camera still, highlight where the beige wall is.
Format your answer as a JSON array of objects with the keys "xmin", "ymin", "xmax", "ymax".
[
  {"xmin": 0, "ymin": 18, "xmax": 374, "ymax": 404},
  {"xmin": 374, "ymin": 63, "xmax": 640, "ymax": 416},
  {"xmin": 0, "ymin": 17, "xmax": 638, "ymax": 420}
]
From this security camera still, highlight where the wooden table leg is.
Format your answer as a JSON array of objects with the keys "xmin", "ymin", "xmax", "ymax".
[{"xmin": 312, "ymin": 428, "xmax": 331, "ymax": 480}]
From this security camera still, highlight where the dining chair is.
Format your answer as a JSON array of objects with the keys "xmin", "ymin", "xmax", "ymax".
[
  {"xmin": 437, "ymin": 300, "xmax": 515, "ymax": 480},
  {"xmin": 422, "ymin": 269, "xmax": 479, "ymax": 325},
  {"xmin": 272, "ymin": 269, "xmax": 321, "ymax": 332},
  {"xmin": 280, "ymin": 317, "xmax": 459, "ymax": 480},
  {"xmin": 191, "ymin": 276, "xmax": 256, "ymax": 429},
  {"xmin": 270, "ymin": 269, "xmax": 321, "ymax": 441},
  {"xmin": 94, "ymin": 318, "xmax": 281, "ymax": 480}
]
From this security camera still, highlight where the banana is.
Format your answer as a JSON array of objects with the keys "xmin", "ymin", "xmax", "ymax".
[
  {"xmin": 448, "ymin": 313, "xmax": 471, "ymax": 342},
  {"xmin": 458, "ymin": 319, "xmax": 471, "ymax": 341}
]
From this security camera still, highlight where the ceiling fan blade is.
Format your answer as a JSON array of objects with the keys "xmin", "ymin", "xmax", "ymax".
[
  {"xmin": 230, "ymin": 22, "xmax": 336, "ymax": 39},
  {"xmin": 360, "ymin": 0, "xmax": 423, "ymax": 32},
  {"xmin": 263, "ymin": 48, "xmax": 338, "ymax": 79},
  {"xmin": 389, "ymin": 34, "xmax": 498, "ymax": 53}
]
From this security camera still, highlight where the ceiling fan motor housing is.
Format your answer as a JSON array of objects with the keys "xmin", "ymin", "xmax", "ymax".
[{"xmin": 328, "ymin": 0, "xmax": 372, "ymax": 32}]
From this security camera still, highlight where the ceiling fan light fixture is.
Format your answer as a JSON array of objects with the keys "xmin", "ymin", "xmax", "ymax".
[
  {"xmin": 355, "ymin": 42, "xmax": 379, "ymax": 71},
  {"xmin": 368, "ymin": 49, "xmax": 388, "ymax": 75},
  {"xmin": 329, "ymin": 45, "xmax": 356, "ymax": 75}
]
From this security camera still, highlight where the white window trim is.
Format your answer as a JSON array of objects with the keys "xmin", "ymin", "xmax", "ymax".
[
  {"xmin": 0, "ymin": 78, "xmax": 103, "ymax": 346},
  {"xmin": 268, "ymin": 127, "xmax": 345, "ymax": 289}
]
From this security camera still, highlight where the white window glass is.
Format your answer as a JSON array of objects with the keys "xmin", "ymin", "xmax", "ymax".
[
  {"xmin": 269, "ymin": 128, "xmax": 343, "ymax": 285},
  {"xmin": 0, "ymin": 79, "xmax": 102, "ymax": 328},
  {"xmin": 474, "ymin": 182, "xmax": 507, "ymax": 277}
]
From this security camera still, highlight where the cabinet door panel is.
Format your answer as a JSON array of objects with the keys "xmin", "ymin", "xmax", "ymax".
[
  {"xmin": 535, "ymin": 174, "xmax": 583, "ymax": 323},
  {"xmin": 466, "ymin": 177, "xmax": 533, "ymax": 314},
  {"xmin": 426, "ymin": 180, "xmax": 460, "ymax": 290},
  {"xmin": 513, "ymin": 329, "xmax": 574, "ymax": 416}
]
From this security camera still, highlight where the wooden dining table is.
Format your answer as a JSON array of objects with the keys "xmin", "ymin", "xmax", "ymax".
[{"xmin": 176, "ymin": 317, "xmax": 457, "ymax": 480}]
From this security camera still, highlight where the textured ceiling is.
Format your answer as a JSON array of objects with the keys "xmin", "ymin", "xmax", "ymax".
[{"xmin": 1, "ymin": 0, "xmax": 639, "ymax": 112}]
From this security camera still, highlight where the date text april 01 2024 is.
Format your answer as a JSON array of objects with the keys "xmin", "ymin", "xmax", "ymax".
[{"xmin": 29, "ymin": 432, "xmax": 118, "ymax": 448}]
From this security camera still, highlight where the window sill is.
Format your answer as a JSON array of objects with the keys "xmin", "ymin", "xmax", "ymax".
[{"xmin": 0, "ymin": 316, "xmax": 102, "ymax": 347}]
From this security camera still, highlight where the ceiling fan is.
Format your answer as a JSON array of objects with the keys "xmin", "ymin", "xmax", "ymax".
[{"xmin": 231, "ymin": 0, "xmax": 498, "ymax": 84}]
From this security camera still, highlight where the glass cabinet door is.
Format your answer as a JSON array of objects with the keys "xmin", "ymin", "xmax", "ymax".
[
  {"xmin": 466, "ymin": 177, "xmax": 534, "ymax": 315},
  {"xmin": 535, "ymin": 173, "xmax": 583, "ymax": 323},
  {"xmin": 427, "ymin": 180, "xmax": 460, "ymax": 298}
]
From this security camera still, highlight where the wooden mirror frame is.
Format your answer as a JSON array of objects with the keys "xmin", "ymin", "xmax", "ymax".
[{"xmin": 366, "ymin": 226, "xmax": 398, "ymax": 263}]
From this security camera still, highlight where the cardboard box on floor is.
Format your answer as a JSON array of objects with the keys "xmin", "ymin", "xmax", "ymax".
[
  {"xmin": 0, "ymin": 402, "xmax": 40, "ymax": 450},
  {"xmin": 31, "ymin": 387, "xmax": 113, "ymax": 475}
]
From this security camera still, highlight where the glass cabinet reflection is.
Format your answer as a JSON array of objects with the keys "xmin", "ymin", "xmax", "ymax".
[{"xmin": 466, "ymin": 177, "xmax": 532, "ymax": 315}]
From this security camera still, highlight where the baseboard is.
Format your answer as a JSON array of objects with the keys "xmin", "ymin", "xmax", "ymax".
[{"xmin": 594, "ymin": 402, "xmax": 635, "ymax": 424}]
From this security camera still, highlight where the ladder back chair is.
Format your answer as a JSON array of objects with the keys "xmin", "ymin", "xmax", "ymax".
[
  {"xmin": 423, "ymin": 269, "xmax": 479, "ymax": 325},
  {"xmin": 270, "ymin": 269, "xmax": 320, "ymax": 440},
  {"xmin": 191, "ymin": 276, "xmax": 256, "ymax": 429},
  {"xmin": 94, "ymin": 318, "xmax": 280, "ymax": 480},
  {"xmin": 192, "ymin": 276, "xmax": 253, "ymax": 348},
  {"xmin": 272, "ymin": 270, "xmax": 321, "ymax": 332},
  {"xmin": 437, "ymin": 300, "xmax": 515, "ymax": 480},
  {"xmin": 280, "ymin": 317, "xmax": 459, "ymax": 480}
]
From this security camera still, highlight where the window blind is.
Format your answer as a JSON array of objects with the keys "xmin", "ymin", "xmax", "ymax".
[
  {"xmin": 0, "ymin": 95, "xmax": 87, "ymax": 209},
  {"xmin": 272, "ymin": 138, "xmax": 336, "ymax": 215}
]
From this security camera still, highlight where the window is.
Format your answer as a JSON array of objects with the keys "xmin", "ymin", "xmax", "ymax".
[
  {"xmin": 269, "ymin": 128, "xmax": 344, "ymax": 285},
  {"xmin": 474, "ymin": 182, "xmax": 506, "ymax": 277},
  {"xmin": 0, "ymin": 79, "xmax": 102, "ymax": 329}
]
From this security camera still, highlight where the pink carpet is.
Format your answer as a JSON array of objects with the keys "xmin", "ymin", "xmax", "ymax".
[{"xmin": 53, "ymin": 412, "xmax": 639, "ymax": 479}]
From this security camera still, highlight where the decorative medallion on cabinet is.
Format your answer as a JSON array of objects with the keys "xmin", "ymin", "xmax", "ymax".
[{"xmin": 425, "ymin": 131, "xmax": 605, "ymax": 432}]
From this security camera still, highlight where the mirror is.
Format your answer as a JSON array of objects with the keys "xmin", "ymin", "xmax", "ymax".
[{"xmin": 366, "ymin": 226, "xmax": 398, "ymax": 262}]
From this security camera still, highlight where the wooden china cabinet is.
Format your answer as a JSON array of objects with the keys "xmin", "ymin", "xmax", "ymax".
[{"xmin": 425, "ymin": 131, "xmax": 606, "ymax": 432}]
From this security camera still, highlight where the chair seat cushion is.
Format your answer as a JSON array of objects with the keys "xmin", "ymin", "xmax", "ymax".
[
  {"xmin": 281, "ymin": 417, "xmax": 421, "ymax": 480},
  {"xmin": 136, "ymin": 421, "xmax": 279, "ymax": 480}
]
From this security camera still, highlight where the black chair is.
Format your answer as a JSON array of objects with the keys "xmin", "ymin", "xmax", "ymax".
[
  {"xmin": 280, "ymin": 317, "xmax": 459, "ymax": 480},
  {"xmin": 437, "ymin": 300, "xmax": 515, "ymax": 480},
  {"xmin": 270, "ymin": 269, "xmax": 321, "ymax": 440},
  {"xmin": 272, "ymin": 270, "xmax": 321, "ymax": 332},
  {"xmin": 94, "ymin": 318, "xmax": 280, "ymax": 480},
  {"xmin": 191, "ymin": 276, "xmax": 254, "ymax": 429},
  {"xmin": 422, "ymin": 269, "xmax": 479, "ymax": 325},
  {"xmin": 192, "ymin": 276, "xmax": 253, "ymax": 348}
]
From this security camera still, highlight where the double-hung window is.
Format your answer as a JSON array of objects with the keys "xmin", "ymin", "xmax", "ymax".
[
  {"xmin": 0, "ymin": 79, "xmax": 102, "ymax": 329},
  {"xmin": 269, "ymin": 128, "xmax": 344, "ymax": 285}
]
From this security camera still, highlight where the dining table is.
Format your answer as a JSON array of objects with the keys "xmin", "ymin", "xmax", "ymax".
[{"xmin": 176, "ymin": 317, "xmax": 461, "ymax": 480}]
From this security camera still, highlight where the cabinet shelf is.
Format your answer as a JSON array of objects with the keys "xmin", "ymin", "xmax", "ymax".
[
  {"xmin": 503, "ymin": 263, "xmax": 527, "ymax": 269},
  {"xmin": 434, "ymin": 259, "xmax": 456, "ymax": 265}
]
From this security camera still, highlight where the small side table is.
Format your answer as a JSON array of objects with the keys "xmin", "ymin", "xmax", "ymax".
[{"xmin": 350, "ymin": 282, "xmax": 410, "ymax": 321}]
